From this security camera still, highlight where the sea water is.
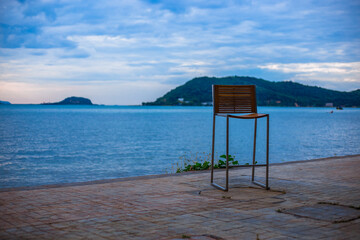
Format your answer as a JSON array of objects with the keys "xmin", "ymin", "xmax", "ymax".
[{"xmin": 0, "ymin": 105, "xmax": 359, "ymax": 188}]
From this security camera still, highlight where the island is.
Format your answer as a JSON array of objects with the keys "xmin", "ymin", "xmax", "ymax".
[
  {"xmin": 0, "ymin": 100, "xmax": 11, "ymax": 105},
  {"xmin": 142, "ymin": 76, "xmax": 360, "ymax": 107},
  {"xmin": 42, "ymin": 97, "xmax": 93, "ymax": 105}
]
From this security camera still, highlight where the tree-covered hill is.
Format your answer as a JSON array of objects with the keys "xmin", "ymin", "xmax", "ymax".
[
  {"xmin": 142, "ymin": 76, "xmax": 360, "ymax": 107},
  {"xmin": 42, "ymin": 97, "xmax": 93, "ymax": 105}
]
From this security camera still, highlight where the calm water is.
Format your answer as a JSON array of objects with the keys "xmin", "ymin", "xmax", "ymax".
[{"xmin": 1, "ymin": 105, "xmax": 359, "ymax": 188}]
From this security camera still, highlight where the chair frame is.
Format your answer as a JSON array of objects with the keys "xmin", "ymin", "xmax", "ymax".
[{"xmin": 210, "ymin": 85, "xmax": 270, "ymax": 191}]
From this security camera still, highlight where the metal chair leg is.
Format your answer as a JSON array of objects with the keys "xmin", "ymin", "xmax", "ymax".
[
  {"xmin": 211, "ymin": 114, "xmax": 216, "ymax": 183},
  {"xmin": 266, "ymin": 115, "xmax": 270, "ymax": 189},
  {"xmin": 211, "ymin": 114, "xmax": 228, "ymax": 191},
  {"xmin": 252, "ymin": 118, "xmax": 257, "ymax": 181},
  {"xmin": 225, "ymin": 115, "xmax": 229, "ymax": 191}
]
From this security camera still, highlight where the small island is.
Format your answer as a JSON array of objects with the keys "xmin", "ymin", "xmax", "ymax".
[
  {"xmin": 42, "ymin": 97, "xmax": 93, "ymax": 105},
  {"xmin": 0, "ymin": 100, "xmax": 11, "ymax": 105}
]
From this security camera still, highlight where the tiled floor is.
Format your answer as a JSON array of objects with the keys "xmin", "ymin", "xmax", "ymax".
[{"xmin": 1, "ymin": 155, "xmax": 359, "ymax": 239}]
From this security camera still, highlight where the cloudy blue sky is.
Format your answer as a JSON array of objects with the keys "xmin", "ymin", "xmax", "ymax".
[{"xmin": 1, "ymin": 0, "xmax": 359, "ymax": 104}]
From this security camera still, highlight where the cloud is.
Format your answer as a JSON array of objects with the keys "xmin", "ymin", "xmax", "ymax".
[
  {"xmin": 68, "ymin": 35, "xmax": 137, "ymax": 48},
  {"xmin": 0, "ymin": 0, "xmax": 360, "ymax": 103},
  {"xmin": 259, "ymin": 62, "xmax": 360, "ymax": 90},
  {"xmin": 259, "ymin": 62, "xmax": 360, "ymax": 75}
]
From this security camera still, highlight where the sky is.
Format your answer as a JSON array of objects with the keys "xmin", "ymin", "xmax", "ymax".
[{"xmin": 0, "ymin": 0, "xmax": 359, "ymax": 105}]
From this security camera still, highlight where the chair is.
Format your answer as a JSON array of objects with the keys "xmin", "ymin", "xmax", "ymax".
[{"xmin": 210, "ymin": 85, "xmax": 269, "ymax": 191}]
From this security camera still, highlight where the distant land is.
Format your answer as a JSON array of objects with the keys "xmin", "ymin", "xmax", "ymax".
[
  {"xmin": 42, "ymin": 96, "xmax": 93, "ymax": 105},
  {"xmin": 143, "ymin": 76, "xmax": 360, "ymax": 107},
  {"xmin": 0, "ymin": 100, "xmax": 11, "ymax": 105}
]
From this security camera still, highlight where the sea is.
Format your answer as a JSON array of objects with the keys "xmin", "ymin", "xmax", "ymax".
[{"xmin": 1, "ymin": 105, "xmax": 359, "ymax": 189}]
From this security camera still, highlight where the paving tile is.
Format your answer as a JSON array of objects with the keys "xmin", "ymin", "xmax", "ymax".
[{"xmin": 0, "ymin": 155, "xmax": 359, "ymax": 239}]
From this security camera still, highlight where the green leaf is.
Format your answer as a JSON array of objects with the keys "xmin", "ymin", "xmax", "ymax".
[{"xmin": 202, "ymin": 161, "xmax": 210, "ymax": 170}]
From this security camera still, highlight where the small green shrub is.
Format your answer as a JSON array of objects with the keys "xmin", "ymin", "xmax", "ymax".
[{"xmin": 175, "ymin": 153, "xmax": 240, "ymax": 173}]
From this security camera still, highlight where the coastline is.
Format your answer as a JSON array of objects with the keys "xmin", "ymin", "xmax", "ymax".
[
  {"xmin": 1, "ymin": 104, "xmax": 359, "ymax": 108},
  {"xmin": 1, "ymin": 154, "xmax": 359, "ymax": 193}
]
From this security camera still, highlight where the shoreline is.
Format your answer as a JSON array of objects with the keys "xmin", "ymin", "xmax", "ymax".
[
  {"xmin": 1, "ymin": 104, "xmax": 359, "ymax": 108},
  {"xmin": 2, "ymin": 153, "xmax": 359, "ymax": 193}
]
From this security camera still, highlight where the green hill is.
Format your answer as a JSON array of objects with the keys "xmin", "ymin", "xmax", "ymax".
[{"xmin": 142, "ymin": 76, "xmax": 360, "ymax": 107}]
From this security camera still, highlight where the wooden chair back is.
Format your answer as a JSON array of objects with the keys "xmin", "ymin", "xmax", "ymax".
[{"xmin": 212, "ymin": 85, "xmax": 257, "ymax": 114}]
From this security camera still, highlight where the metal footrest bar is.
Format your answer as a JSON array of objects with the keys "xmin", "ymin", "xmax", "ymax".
[
  {"xmin": 252, "ymin": 180, "xmax": 270, "ymax": 190},
  {"xmin": 211, "ymin": 182, "xmax": 228, "ymax": 191},
  {"xmin": 230, "ymin": 164, "xmax": 267, "ymax": 168}
]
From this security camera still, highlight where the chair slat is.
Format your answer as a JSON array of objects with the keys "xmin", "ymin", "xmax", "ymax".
[{"xmin": 213, "ymin": 85, "xmax": 257, "ymax": 114}]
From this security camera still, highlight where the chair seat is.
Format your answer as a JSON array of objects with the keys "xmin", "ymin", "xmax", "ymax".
[{"xmin": 216, "ymin": 113, "xmax": 268, "ymax": 119}]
